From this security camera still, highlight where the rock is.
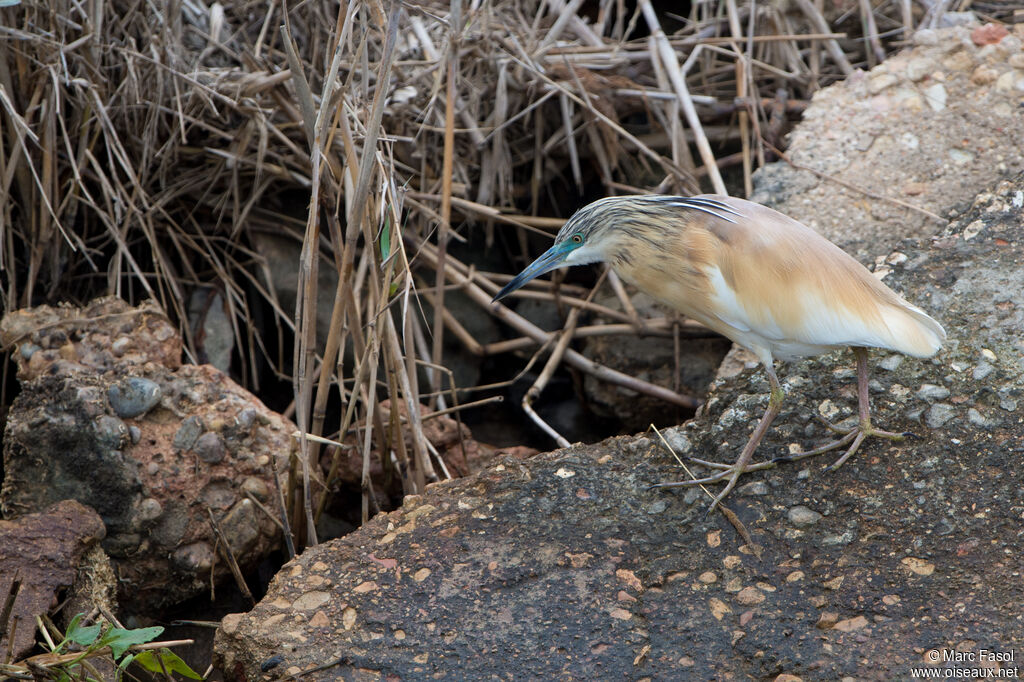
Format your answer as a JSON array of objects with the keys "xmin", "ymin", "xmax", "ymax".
[
  {"xmin": 751, "ymin": 27, "xmax": 1024, "ymax": 262},
  {"xmin": 215, "ymin": 174, "xmax": 1024, "ymax": 680},
  {"xmin": 916, "ymin": 383, "xmax": 951, "ymax": 401},
  {"xmin": 787, "ymin": 505, "xmax": 822, "ymax": 527},
  {"xmin": 107, "ymin": 377, "xmax": 162, "ymax": 418},
  {"xmin": 926, "ymin": 403, "xmax": 957, "ymax": 428},
  {"xmin": 188, "ymin": 286, "xmax": 234, "ymax": 372},
  {"xmin": 970, "ymin": 23, "xmax": 1008, "ymax": 46},
  {"xmin": 0, "ymin": 500, "xmax": 106, "ymax": 660},
  {"xmin": 1, "ymin": 298, "xmax": 293, "ymax": 613}
]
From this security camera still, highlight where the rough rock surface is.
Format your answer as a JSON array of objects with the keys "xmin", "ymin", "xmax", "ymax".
[
  {"xmin": 213, "ymin": 178, "xmax": 1024, "ymax": 679},
  {"xmin": 1, "ymin": 298, "xmax": 293, "ymax": 612},
  {"xmin": 752, "ymin": 25, "xmax": 1024, "ymax": 261},
  {"xmin": 0, "ymin": 500, "xmax": 106, "ymax": 660}
]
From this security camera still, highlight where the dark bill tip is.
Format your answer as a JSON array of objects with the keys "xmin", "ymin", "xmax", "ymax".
[{"xmin": 491, "ymin": 244, "xmax": 568, "ymax": 303}]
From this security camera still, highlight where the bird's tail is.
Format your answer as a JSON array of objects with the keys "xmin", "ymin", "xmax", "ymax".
[{"xmin": 880, "ymin": 302, "xmax": 946, "ymax": 358}]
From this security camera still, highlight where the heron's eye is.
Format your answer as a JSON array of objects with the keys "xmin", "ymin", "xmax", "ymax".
[{"xmin": 571, "ymin": 233, "xmax": 583, "ymax": 244}]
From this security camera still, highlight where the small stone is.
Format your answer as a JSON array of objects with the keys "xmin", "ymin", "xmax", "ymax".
[
  {"xmin": 1001, "ymin": 398, "xmax": 1018, "ymax": 412},
  {"xmin": 137, "ymin": 497, "xmax": 163, "ymax": 523},
  {"xmin": 817, "ymin": 611, "xmax": 840, "ymax": 629},
  {"xmin": 194, "ymin": 432, "xmax": 226, "ymax": 463},
  {"xmin": 722, "ymin": 555, "xmax": 742, "ymax": 570},
  {"xmin": 901, "ymin": 557, "xmax": 936, "ymax": 576},
  {"xmin": 868, "ymin": 73, "xmax": 898, "ymax": 95},
  {"xmin": 698, "ymin": 571, "xmax": 718, "ymax": 584},
  {"xmin": 709, "ymin": 597, "xmax": 732, "ymax": 620},
  {"xmin": 879, "ymin": 355, "xmax": 903, "ymax": 371},
  {"xmin": 980, "ymin": 348, "xmax": 997, "ymax": 362},
  {"xmin": 1011, "ymin": 54, "xmax": 1024, "ymax": 70},
  {"xmin": 221, "ymin": 499, "xmax": 260, "ymax": 555},
  {"xmin": 905, "ymin": 57, "xmax": 935, "ymax": 82},
  {"xmin": 664, "ymin": 429, "xmax": 692, "ymax": 454},
  {"xmin": 788, "ymin": 505, "xmax": 822, "ymax": 527},
  {"xmin": 774, "ymin": 676, "xmax": 803, "ymax": 682},
  {"xmin": 822, "ymin": 531, "xmax": 855, "ymax": 546},
  {"xmin": 926, "ymin": 403, "xmax": 956, "ymax": 428},
  {"xmin": 818, "ymin": 399, "xmax": 840, "ymax": 420},
  {"xmin": 995, "ymin": 71, "xmax": 1021, "ymax": 91},
  {"xmin": 967, "ymin": 408, "xmax": 989, "ymax": 427},
  {"xmin": 916, "ymin": 384, "xmax": 951, "ymax": 401},
  {"xmin": 735, "ymin": 586, "xmax": 766, "ymax": 606},
  {"xmin": 938, "ymin": 11, "xmax": 977, "ymax": 28},
  {"xmin": 973, "ymin": 362, "xmax": 993, "ymax": 380},
  {"xmin": 173, "ymin": 416, "xmax": 204, "ymax": 451},
  {"xmin": 833, "ymin": 615, "xmax": 869, "ymax": 632},
  {"xmin": 970, "ymin": 64, "xmax": 999, "ymax": 85},
  {"xmin": 902, "ymin": 182, "xmax": 927, "ymax": 196},
  {"xmin": 923, "ymin": 83, "xmax": 947, "ymax": 111},
  {"xmin": 786, "ymin": 571, "xmax": 804, "ymax": 583},
  {"xmin": 913, "ymin": 29, "xmax": 938, "ymax": 46},
  {"xmin": 171, "ymin": 542, "xmax": 215, "ymax": 572},
  {"xmin": 128, "ymin": 425, "xmax": 141, "ymax": 444},
  {"xmin": 292, "ymin": 591, "xmax": 331, "ymax": 610},
  {"xmin": 107, "ymin": 377, "xmax": 162, "ymax": 418},
  {"xmin": 414, "ymin": 568, "xmax": 432, "ymax": 582},
  {"xmin": 738, "ymin": 481, "xmax": 769, "ymax": 496},
  {"xmin": 882, "ymin": 594, "xmax": 900, "ymax": 605},
  {"xmin": 971, "ymin": 23, "xmax": 1009, "ymax": 46},
  {"xmin": 240, "ymin": 476, "xmax": 269, "ymax": 501},
  {"xmin": 94, "ymin": 415, "xmax": 128, "ymax": 450}
]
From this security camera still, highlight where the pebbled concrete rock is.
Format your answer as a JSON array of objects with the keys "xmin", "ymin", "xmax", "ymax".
[{"xmin": 1, "ymin": 298, "xmax": 293, "ymax": 613}]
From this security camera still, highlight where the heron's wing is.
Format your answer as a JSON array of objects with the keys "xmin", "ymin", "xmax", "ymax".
[{"xmin": 691, "ymin": 196, "xmax": 945, "ymax": 358}]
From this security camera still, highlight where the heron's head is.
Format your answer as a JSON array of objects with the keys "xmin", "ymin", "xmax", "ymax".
[{"xmin": 491, "ymin": 197, "xmax": 638, "ymax": 302}]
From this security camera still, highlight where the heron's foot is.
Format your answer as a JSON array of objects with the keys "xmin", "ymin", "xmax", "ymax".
[
  {"xmin": 649, "ymin": 456, "xmax": 779, "ymax": 516},
  {"xmin": 777, "ymin": 419, "xmax": 914, "ymax": 472}
]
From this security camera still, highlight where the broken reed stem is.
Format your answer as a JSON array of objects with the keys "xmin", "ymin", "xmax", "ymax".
[
  {"xmin": 523, "ymin": 269, "xmax": 607, "ymax": 448},
  {"xmin": 431, "ymin": 0, "xmax": 460, "ymax": 412},
  {"xmin": 205, "ymin": 507, "xmax": 255, "ymax": 606},
  {"xmin": 638, "ymin": 0, "xmax": 726, "ymax": 195}
]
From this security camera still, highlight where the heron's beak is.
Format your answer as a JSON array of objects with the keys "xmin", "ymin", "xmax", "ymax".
[{"xmin": 492, "ymin": 243, "xmax": 571, "ymax": 302}]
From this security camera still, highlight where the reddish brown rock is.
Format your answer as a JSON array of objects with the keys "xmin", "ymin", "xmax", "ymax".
[
  {"xmin": 0, "ymin": 500, "xmax": 105, "ymax": 659},
  {"xmin": 1, "ymin": 298, "xmax": 292, "ymax": 612}
]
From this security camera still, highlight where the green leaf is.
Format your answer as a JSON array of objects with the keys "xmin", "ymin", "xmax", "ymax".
[
  {"xmin": 134, "ymin": 649, "xmax": 203, "ymax": 679},
  {"xmin": 379, "ymin": 218, "xmax": 391, "ymax": 261},
  {"xmin": 65, "ymin": 614, "xmax": 102, "ymax": 648},
  {"xmin": 99, "ymin": 625, "xmax": 164, "ymax": 659}
]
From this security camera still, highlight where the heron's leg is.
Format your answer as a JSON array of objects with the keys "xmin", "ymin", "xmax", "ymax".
[
  {"xmin": 651, "ymin": 362, "xmax": 784, "ymax": 512},
  {"xmin": 781, "ymin": 347, "xmax": 910, "ymax": 471}
]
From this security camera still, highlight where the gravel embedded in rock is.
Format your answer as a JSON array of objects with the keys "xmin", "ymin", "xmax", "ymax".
[
  {"xmin": 195, "ymin": 432, "xmax": 226, "ymax": 463},
  {"xmin": 788, "ymin": 505, "xmax": 822, "ymax": 527},
  {"xmin": 916, "ymin": 384, "xmax": 951, "ymax": 401},
  {"xmin": 173, "ymin": 415, "xmax": 204, "ymax": 451},
  {"xmin": 926, "ymin": 403, "xmax": 957, "ymax": 428},
  {"xmin": 738, "ymin": 481, "xmax": 769, "ymax": 496},
  {"xmin": 107, "ymin": 377, "xmax": 161, "ymax": 418}
]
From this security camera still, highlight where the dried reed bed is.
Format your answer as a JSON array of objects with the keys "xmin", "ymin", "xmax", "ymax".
[{"xmin": 0, "ymin": 0, "xmax": 958, "ymax": 549}]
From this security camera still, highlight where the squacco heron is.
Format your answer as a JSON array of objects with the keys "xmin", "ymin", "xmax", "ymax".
[{"xmin": 493, "ymin": 195, "xmax": 945, "ymax": 511}]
